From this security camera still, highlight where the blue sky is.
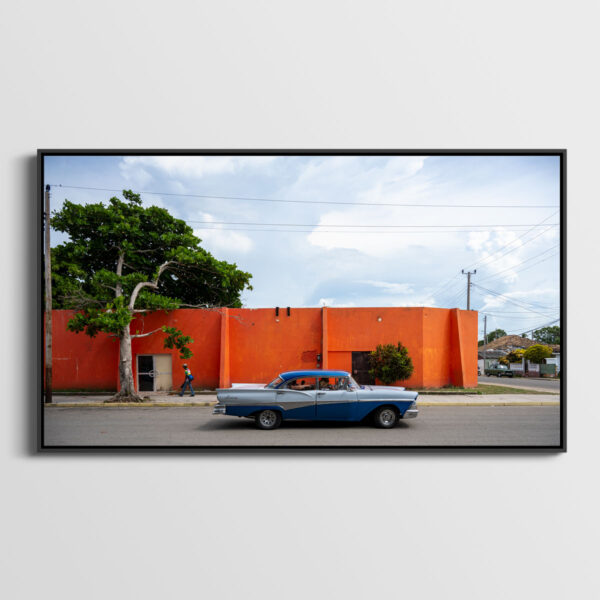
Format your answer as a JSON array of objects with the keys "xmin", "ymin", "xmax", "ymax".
[{"xmin": 44, "ymin": 154, "xmax": 561, "ymax": 341}]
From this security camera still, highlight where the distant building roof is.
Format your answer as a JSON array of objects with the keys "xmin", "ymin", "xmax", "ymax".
[{"xmin": 479, "ymin": 335, "xmax": 560, "ymax": 355}]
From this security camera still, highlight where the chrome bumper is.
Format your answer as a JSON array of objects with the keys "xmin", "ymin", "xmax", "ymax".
[
  {"xmin": 403, "ymin": 408, "xmax": 419, "ymax": 419},
  {"xmin": 213, "ymin": 405, "xmax": 227, "ymax": 415}
]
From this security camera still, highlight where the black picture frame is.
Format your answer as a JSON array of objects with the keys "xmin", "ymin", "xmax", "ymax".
[{"xmin": 37, "ymin": 149, "xmax": 566, "ymax": 453}]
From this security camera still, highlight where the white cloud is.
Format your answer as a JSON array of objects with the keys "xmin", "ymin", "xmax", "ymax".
[
  {"xmin": 471, "ymin": 226, "xmax": 559, "ymax": 284},
  {"xmin": 318, "ymin": 298, "xmax": 356, "ymax": 307},
  {"xmin": 359, "ymin": 280, "xmax": 415, "ymax": 295},
  {"xmin": 120, "ymin": 155, "xmax": 276, "ymax": 182},
  {"xmin": 192, "ymin": 213, "xmax": 253, "ymax": 255}
]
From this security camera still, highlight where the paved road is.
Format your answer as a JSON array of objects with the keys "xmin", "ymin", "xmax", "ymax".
[
  {"xmin": 478, "ymin": 375, "xmax": 561, "ymax": 392},
  {"xmin": 43, "ymin": 405, "xmax": 561, "ymax": 447}
]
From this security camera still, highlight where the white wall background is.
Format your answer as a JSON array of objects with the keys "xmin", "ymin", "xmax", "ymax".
[{"xmin": 1, "ymin": 1, "xmax": 597, "ymax": 599}]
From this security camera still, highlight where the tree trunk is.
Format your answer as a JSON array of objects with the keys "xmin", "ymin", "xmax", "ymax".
[{"xmin": 108, "ymin": 325, "xmax": 144, "ymax": 402}]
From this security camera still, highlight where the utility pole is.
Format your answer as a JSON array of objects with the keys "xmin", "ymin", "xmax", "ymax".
[
  {"xmin": 483, "ymin": 314, "xmax": 488, "ymax": 370},
  {"xmin": 462, "ymin": 269, "xmax": 476, "ymax": 310},
  {"xmin": 44, "ymin": 184, "xmax": 52, "ymax": 404}
]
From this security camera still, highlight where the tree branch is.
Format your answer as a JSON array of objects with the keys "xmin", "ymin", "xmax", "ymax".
[
  {"xmin": 131, "ymin": 327, "xmax": 163, "ymax": 339},
  {"xmin": 128, "ymin": 260, "xmax": 177, "ymax": 310}
]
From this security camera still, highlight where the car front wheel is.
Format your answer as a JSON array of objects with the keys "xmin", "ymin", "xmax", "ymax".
[
  {"xmin": 255, "ymin": 409, "xmax": 282, "ymax": 430},
  {"xmin": 373, "ymin": 406, "xmax": 398, "ymax": 429}
]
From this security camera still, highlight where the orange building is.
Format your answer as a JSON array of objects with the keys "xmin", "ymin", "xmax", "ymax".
[{"xmin": 50, "ymin": 306, "xmax": 478, "ymax": 391}]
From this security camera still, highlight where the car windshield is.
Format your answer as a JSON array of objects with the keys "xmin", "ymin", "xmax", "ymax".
[
  {"xmin": 265, "ymin": 376, "xmax": 283, "ymax": 389},
  {"xmin": 347, "ymin": 376, "xmax": 360, "ymax": 390}
]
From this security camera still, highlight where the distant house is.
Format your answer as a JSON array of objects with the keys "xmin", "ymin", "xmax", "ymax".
[{"xmin": 477, "ymin": 335, "xmax": 560, "ymax": 376}]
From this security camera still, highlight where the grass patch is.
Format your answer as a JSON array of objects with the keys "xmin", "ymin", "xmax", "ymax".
[{"xmin": 476, "ymin": 383, "xmax": 556, "ymax": 395}]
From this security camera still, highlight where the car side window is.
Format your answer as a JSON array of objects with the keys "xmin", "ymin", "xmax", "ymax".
[
  {"xmin": 318, "ymin": 377, "xmax": 348, "ymax": 391},
  {"xmin": 286, "ymin": 377, "xmax": 316, "ymax": 390}
]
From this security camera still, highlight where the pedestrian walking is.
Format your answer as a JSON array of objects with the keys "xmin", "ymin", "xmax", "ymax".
[{"xmin": 179, "ymin": 363, "xmax": 195, "ymax": 397}]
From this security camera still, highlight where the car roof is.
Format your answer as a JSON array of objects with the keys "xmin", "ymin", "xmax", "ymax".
[{"xmin": 279, "ymin": 370, "xmax": 350, "ymax": 380}]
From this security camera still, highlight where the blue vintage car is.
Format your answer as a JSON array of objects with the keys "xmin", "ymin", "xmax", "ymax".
[{"xmin": 213, "ymin": 369, "xmax": 418, "ymax": 429}]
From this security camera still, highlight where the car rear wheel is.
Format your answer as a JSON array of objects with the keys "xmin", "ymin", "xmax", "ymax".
[
  {"xmin": 373, "ymin": 406, "xmax": 398, "ymax": 429},
  {"xmin": 255, "ymin": 409, "xmax": 282, "ymax": 430}
]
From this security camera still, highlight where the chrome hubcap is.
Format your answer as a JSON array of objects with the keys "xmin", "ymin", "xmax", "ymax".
[
  {"xmin": 260, "ymin": 410, "xmax": 276, "ymax": 427},
  {"xmin": 380, "ymin": 409, "xmax": 395, "ymax": 425}
]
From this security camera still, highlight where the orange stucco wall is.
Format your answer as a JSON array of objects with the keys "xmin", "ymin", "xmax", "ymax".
[
  {"xmin": 226, "ymin": 308, "xmax": 323, "ymax": 387},
  {"xmin": 50, "ymin": 307, "xmax": 478, "ymax": 390}
]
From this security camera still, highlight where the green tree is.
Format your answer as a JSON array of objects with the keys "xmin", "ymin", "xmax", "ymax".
[
  {"xmin": 487, "ymin": 328, "xmax": 507, "ymax": 343},
  {"xmin": 51, "ymin": 191, "xmax": 252, "ymax": 401},
  {"xmin": 505, "ymin": 348, "xmax": 525, "ymax": 364},
  {"xmin": 532, "ymin": 325, "xmax": 560, "ymax": 345},
  {"xmin": 478, "ymin": 328, "xmax": 506, "ymax": 346},
  {"xmin": 523, "ymin": 344, "xmax": 553, "ymax": 364},
  {"xmin": 368, "ymin": 342, "xmax": 414, "ymax": 385}
]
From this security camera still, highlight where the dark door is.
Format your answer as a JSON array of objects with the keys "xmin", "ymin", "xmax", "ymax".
[
  {"xmin": 137, "ymin": 355, "xmax": 155, "ymax": 391},
  {"xmin": 352, "ymin": 352, "xmax": 375, "ymax": 385}
]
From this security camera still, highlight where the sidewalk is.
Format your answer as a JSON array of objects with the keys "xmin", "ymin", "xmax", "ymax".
[
  {"xmin": 46, "ymin": 392, "xmax": 559, "ymax": 408},
  {"xmin": 48, "ymin": 392, "xmax": 216, "ymax": 407}
]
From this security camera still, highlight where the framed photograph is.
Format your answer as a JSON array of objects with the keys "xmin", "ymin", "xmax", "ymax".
[{"xmin": 37, "ymin": 150, "xmax": 565, "ymax": 451}]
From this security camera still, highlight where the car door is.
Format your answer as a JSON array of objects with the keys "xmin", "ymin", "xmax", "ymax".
[
  {"xmin": 315, "ymin": 377, "xmax": 358, "ymax": 421},
  {"xmin": 275, "ymin": 377, "xmax": 317, "ymax": 419}
]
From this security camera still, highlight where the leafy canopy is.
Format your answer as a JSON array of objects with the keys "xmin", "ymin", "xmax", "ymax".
[
  {"xmin": 51, "ymin": 190, "xmax": 252, "ymax": 312},
  {"xmin": 523, "ymin": 344, "xmax": 553, "ymax": 364},
  {"xmin": 51, "ymin": 190, "xmax": 253, "ymax": 356},
  {"xmin": 478, "ymin": 328, "xmax": 506, "ymax": 346},
  {"xmin": 532, "ymin": 325, "xmax": 560, "ymax": 346},
  {"xmin": 505, "ymin": 348, "xmax": 525, "ymax": 364},
  {"xmin": 368, "ymin": 342, "xmax": 414, "ymax": 385}
]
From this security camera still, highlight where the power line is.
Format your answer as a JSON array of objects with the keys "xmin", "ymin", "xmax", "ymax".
[
  {"xmin": 477, "ymin": 244, "xmax": 560, "ymax": 283},
  {"xmin": 479, "ymin": 251, "xmax": 559, "ymax": 286},
  {"xmin": 463, "ymin": 210, "xmax": 559, "ymax": 270},
  {"xmin": 188, "ymin": 220, "xmax": 558, "ymax": 229},
  {"xmin": 475, "ymin": 224, "xmax": 557, "ymax": 269},
  {"xmin": 480, "ymin": 312, "xmax": 559, "ymax": 320},
  {"xmin": 505, "ymin": 318, "xmax": 560, "ymax": 336},
  {"xmin": 474, "ymin": 283, "xmax": 558, "ymax": 310},
  {"xmin": 428, "ymin": 274, "xmax": 463, "ymax": 303},
  {"xmin": 192, "ymin": 225, "xmax": 558, "ymax": 235},
  {"xmin": 49, "ymin": 184, "xmax": 560, "ymax": 209},
  {"xmin": 480, "ymin": 310, "xmax": 559, "ymax": 316},
  {"xmin": 441, "ymin": 287, "xmax": 468, "ymax": 307},
  {"xmin": 428, "ymin": 211, "xmax": 559, "ymax": 307},
  {"xmin": 472, "ymin": 284, "xmax": 559, "ymax": 317}
]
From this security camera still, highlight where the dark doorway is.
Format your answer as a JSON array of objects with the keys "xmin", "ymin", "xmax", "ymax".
[
  {"xmin": 137, "ymin": 355, "xmax": 155, "ymax": 391},
  {"xmin": 352, "ymin": 351, "xmax": 375, "ymax": 385}
]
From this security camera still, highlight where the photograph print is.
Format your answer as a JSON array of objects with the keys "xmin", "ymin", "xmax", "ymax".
[{"xmin": 38, "ymin": 150, "xmax": 564, "ymax": 450}]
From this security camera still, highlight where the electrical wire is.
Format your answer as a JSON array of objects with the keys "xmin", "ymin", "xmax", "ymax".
[
  {"xmin": 462, "ymin": 210, "xmax": 559, "ymax": 271},
  {"xmin": 192, "ymin": 225, "xmax": 558, "ymax": 235},
  {"xmin": 474, "ymin": 284, "xmax": 558, "ymax": 310},
  {"xmin": 48, "ymin": 184, "xmax": 560, "ymax": 209},
  {"xmin": 477, "ymin": 244, "xmax": 560, "ymax": 283},
  {"xmin": 188, "ymin": 220, "xmax": 558, "ymax": 229},
  {"xmin": 505, "ymin": 318, "xmax": 560, "ymax": 335},
  {"xmin": 472, "ymin": 284, "xmax": 559, "ymax": 316}
]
